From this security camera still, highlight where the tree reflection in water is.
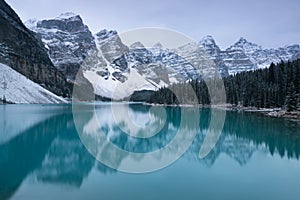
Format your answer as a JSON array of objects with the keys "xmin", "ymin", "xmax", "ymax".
[{"xmin": 0, "ymin": 104, "xmax": 300, "ymax": 199}]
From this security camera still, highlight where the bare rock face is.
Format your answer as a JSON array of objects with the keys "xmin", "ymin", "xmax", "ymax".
[
  {"xmin": 0, "ymin": 0, "xmax": 70, "ymax": 96},
  {"xmin": 25, "ymin": 11, "xmax": 300, "ymax": 99},
  {"xmin": 199, "ymin": 35, "xmax": 229, "ymax": 77},
  {"xmin": 26, "ymin": 12, "xmax": 97, "ymax": 81},
  {"xmin": 220, "ymin": 37, "xmax": 300, "ymax": 75}
]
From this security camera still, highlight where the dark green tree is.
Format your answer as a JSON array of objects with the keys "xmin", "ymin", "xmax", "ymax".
[
  {"xmin": 285, "ymin": 82, "xmax": 297, "ymax": 111},
  {"xmin": 148, "ymin": 59, "xmax": 300, "ymax": 110}
]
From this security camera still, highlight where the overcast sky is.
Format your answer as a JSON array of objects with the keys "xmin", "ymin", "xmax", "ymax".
[{"xmin": 5, "ymin": 0, "xmax": 300, "ymax": 49}]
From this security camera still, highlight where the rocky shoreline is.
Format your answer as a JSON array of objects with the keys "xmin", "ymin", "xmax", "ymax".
[
  {"xmin": 256, "ymin": 109, "xmax": 300, "ymax": 121},
  {"xmin": 220, "ymin": 105, "xmax": 300, "ymax": 121},
  {"xmin": 143, "ymin": 102, "xmax": 300, "ymax": 121}
]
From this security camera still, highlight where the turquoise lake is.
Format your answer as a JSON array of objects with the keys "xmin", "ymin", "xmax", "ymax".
[{"xmin": 1, "ymin": 103, "xmax": 300, "ymax": 200}]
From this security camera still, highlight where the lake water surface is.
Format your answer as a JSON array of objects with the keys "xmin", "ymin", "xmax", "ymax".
[{"xmin": 1, "ymin": 103, "xmax": 300, "ymax": 200}]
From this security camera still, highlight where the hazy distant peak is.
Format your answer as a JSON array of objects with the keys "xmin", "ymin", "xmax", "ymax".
[
  {"xmin": 130, "ymin": 41, "xmax": 145, "ymax": 49},
  {"xmin": 153, "ymin": 42, "xmax": 163, "ymax": 49}
]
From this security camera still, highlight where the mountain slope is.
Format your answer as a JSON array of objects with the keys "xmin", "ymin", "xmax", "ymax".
[
  {"xmin": 25, "ymin": 12, "xmax": 96, "ymax": 80},
  {"xmin": 0, "ymin": 63, "xmax": 67, "ymax": 103},
  {"xmin": 25, "ymin": 12, "xmax": 300, "ymax": 99},
  {"xmin": 220, "ymin": 37, "xmax": 300, "ymax": 74},
  {"xmin": 0, "ymin": 0, "xmax": 69, "ymax": 96},
  {"xmin": 199, "ymin": 35, "xmax": 228, "ymax": 77},
  {"xmin": 26, "ymin": 17, "xmax": 208, "ymax": 99}
]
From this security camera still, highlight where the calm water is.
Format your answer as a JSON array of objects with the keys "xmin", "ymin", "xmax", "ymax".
[{"xmin": 1, "ymin": 103, "xmax": 300, "ymax": 200}]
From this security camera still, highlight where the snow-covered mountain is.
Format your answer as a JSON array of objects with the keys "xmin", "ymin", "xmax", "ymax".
[
  {"xmin": 25, "ymin": 12, "xmax": 96, "ymax": 80},
  {"xmin": 26, "ymin": 15, "xmax": 217, "ymax": 99},
  {"xmin": 25, "ymin": 13, "xmax": 300, "ymax": 99},
  {"xmin": 1, "ymin": 0, "xmax": 300, "ymax": 103},
  {"xmin": 199, "ymin": 36, "xmax": 300, "ymax": 75},
  {"xmin": 0, "ymin": 63, "xmax": 67, "ymax": 103},
  {"xmin": 199, "ymin": 35, "xmax": 228, "ymax": 77},
  {"xmin": 221, "ymin": 38, "xmax": 258, "ymax": 75},
  {"xmin": 220, "ymin": 37, "xmax": 300, "ymax": 74}
]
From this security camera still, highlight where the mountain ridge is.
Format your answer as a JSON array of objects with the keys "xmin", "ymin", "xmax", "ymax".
[
  {"xmin": 2, "ymin": 7, "xmax": 300, "ymax": 101},
  {"xmin": 25, "ymin": 13, "xmax": 300, "ymax": 99},
  {"xmin": 30, "ymin": 12, "xmax": 299, "ymax": 74}
]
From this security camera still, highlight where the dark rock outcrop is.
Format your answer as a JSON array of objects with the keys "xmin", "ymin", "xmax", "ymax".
[{"xmin": 0, "ymin": 0, "xmax": 70, "ymax": 96}]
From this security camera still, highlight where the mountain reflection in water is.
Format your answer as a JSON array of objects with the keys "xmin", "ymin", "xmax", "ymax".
[{"xmin": 0, "ymin": 104, "xmax": 300, "ymax": 199}]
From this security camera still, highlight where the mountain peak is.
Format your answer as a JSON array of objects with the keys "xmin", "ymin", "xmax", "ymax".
[
  {"xmin": 284, "ymin": 44, "xmax": 300, "ymax": 50},
  {"xmin": 228, "ymin": 37, "xmax": 262, "ymax": 52},
  {"xmin": 200, "ymin": 35, "xmax": 216, "ymax": 46},
  {"xmin": 56, "ymin": 12, "xmax": 81, "ymax": 20},
  {"xmin": 96, "ymin": 29, "xmax": 118, "ymax": 40},
  {"xmin": 237, "ymin": 37, "xmax": 248, "ymax": 43},
  {"xmin": 32, "ymin": 12, "xmax": 87, "ymax": 33},
  {"xmin": 130, "ymin": 41, "xmax": 145, "ymax": 49},
  {"xmin": 153, "ymin": 42, "xmax": 163, "ymax": 49},
  {"xmin": 234, "ymin": 37, "xmax": 259, "ymax": 47}
]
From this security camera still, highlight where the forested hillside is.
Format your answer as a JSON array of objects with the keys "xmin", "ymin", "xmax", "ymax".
[{"xmin": 148, "ymin": 59, "xmax": 300, "ymax": 111}]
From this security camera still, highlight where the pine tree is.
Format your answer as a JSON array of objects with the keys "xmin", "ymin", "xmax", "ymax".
[
  {"xmin": 286, "ymin": 82, "xmax": 297, "ymax": 111},
  {"xmin": 3, "ymin": 95, "xmax": 6, "ymax": 104},
  {"xmin": 296, "ymin": 93, "xmax": 300, "ymax": 112},
  {"xmin": 147, "ymin": 59, "xmax": 300, "ymax": 109},
  {"xmin": 2, "ymin": 76, "xmax": 7, "ymax": 104},
  {"xmin": 269, "ymin": 62, "xmax": 276, "ymax": 82}
]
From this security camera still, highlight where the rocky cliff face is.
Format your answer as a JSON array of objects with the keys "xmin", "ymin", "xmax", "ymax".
[
  {"xmin": 25, "ymin": 12, "xmax": 96, "ymax": 80},
  {"xmin": 199, "ymin": 35, "xmax": 228, "ymax": 77},
  {"xmin": 221, "ymin": 38, "xmax": 256, "ymax": 75},
  {"xmin": 25, "ymin": 13, "xmax": 300, "ymax": 99},
  {"xmin": 26, "ymin": 15, "xmax": 209, "ymax": 98},
  {"xmin": 0, "ymin": 0, "xmax": 69, "ymax": 96},
  {"xmin": 220, "ymin": 37, "xmax": 300, "ymax": 74}
]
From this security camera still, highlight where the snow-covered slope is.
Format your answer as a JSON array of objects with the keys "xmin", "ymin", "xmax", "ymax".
[
  {"xmin": 0, "ymin": 1, "xmax": 69, "ymax": 96},
  {"xmin": 85, "ymin": 29, "xmax": 214, "ymax": 99},
  {"xmin": 0, "ymin": 63, "xmax": 67, "ymax": 103},
  {"xmin": 25, "ymin": 13, "xmax": 300, "ymax": 98},
  {"xmin": 25, "ymin": 15, "xmax": 224, "ymax": 99},
  {"xmin": 83, "ymin": 68, "xmax": 158, "ymax": 99}
]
